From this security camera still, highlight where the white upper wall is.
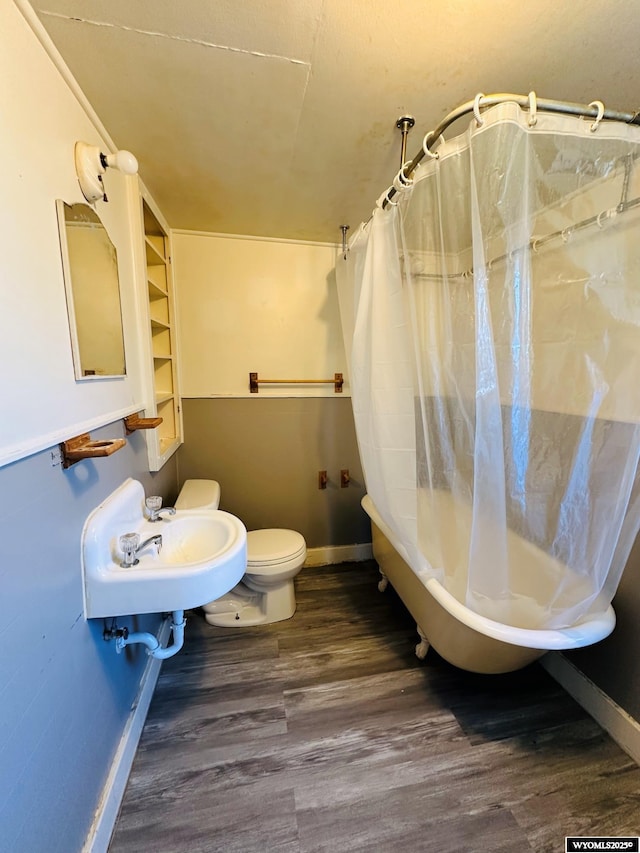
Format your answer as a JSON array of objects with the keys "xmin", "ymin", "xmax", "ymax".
[
  {"xmin": 1, "ymin": 1, "xmax": 145, "ymax": 467},
  {"xmin": 172, "ymin": 231, "xmax": 347, "ymax": 397}
]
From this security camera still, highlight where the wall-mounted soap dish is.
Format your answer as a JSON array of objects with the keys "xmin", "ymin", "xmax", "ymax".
[
  {"xmin": 124, "ymin": 414, "xmax": 163, "ymax": 434},
  {"xmin": 61, "ymin": 433, "xmax": 126, "ymax": 468}
]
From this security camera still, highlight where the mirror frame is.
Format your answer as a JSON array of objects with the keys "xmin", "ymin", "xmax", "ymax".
[{"xmin": 56, "ymin": 199, "xmax": 127, "ymax": 381}]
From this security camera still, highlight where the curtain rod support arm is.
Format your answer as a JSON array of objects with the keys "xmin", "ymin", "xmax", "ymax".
[{"xmin": 396, "ymin": 115, "xmax": 415, "ymax": 168}]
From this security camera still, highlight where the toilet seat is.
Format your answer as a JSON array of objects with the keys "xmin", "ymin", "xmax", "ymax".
[{"xmin": 246, "ymin": 529, "xmax": 306, "ymax": 573}]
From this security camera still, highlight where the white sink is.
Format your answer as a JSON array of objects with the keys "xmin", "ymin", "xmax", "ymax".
[{"xmin": 82, "ymin": 478, "xmax": 247, "ymax": 618}]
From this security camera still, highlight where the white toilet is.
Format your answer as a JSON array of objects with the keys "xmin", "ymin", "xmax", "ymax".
[{"xmin": 175, "ymin": 479, "xmax": 306, "ymax": 627}]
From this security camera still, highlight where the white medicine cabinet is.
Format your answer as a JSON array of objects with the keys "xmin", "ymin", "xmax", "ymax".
[{"xmin": 132, "ymin": 183, "xmax": 183, "ymax": 470}]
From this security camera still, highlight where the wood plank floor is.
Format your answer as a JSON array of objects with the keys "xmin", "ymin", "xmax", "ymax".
[{"xmin": 109, "ymin": 561, "xmax": 640, "ymax": 853}]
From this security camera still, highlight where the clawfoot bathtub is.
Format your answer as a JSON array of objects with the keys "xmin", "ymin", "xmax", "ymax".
[{"xmin": 362, "ymin": 495, "xmax": 615, "ymax": 674}]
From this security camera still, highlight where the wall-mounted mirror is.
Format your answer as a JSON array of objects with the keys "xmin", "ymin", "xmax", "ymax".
[{"xmin": 56, "ymin": 200, "xmax": 126, "ymax": 379}]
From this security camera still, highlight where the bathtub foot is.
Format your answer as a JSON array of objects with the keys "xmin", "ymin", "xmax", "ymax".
[
  {"xmin": 415, "ymin": 625, "xmax": 430, "ymax": 660},
  {"xmin": 377, "ymin": 569, "xmax": 389, "ymax": 593}
]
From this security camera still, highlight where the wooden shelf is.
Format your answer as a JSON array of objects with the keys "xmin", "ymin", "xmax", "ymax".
[
  {"xmin": 61, "ymin": 433, "xmax": 126, "ymax": 468},
  {"xmin": 159, "ymin": 436, "xmax": 178, "ymax": 455},
  {"xmin": 147, "ymin": 279, "xmax": 167, "ymax": 299},
  {"xmin": 145, "ymin": 235, "xmax": 166, "ymax": 266},
  {"xmin": 150, "ymin": 317, "xmax": 170, "ymax": 330},
  {"xmin": 149, "ymin": 297, "xmax": 169, "ymax": 325},
  {"xmin": 152, "ymin": 326, "xmax": 172, "ymax": 359},
  {"xmin": 124, "ymin": 414, "xmax": 163, "ymax": 434}
]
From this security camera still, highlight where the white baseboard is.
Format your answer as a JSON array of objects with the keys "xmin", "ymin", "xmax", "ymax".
[
  {"xmin": 541, "ymin": 652, "xmax": 640, "ymax": 766},
  {"xmin": 304, "ymin": 542, "xmax": 373, "ymax": 567},
  {"xmin": 83, "ymin": 619, "xmax": 171, "ymax": 853}
]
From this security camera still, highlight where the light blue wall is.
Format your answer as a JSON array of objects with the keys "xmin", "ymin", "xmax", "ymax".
[
  {"xmin": 0, "ymin": 425, "xmax": 177, "ymax": 853},
  {"xmin": 0, "ymin": 5, "xmax": 180, "ymax": 849}
]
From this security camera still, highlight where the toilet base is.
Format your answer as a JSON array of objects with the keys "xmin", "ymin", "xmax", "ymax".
[{"xmin": 203, "ymin": 578, "xmax": 296, "ymax": 627}]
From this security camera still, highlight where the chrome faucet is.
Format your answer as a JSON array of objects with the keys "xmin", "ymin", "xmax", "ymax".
[
  {"xmin": 145, "ymin": 495, "xmax": 177, "ymax": 523},
  {"xmin": 119, "ymin": 532, "xmax": 163, "ymax": 567}
]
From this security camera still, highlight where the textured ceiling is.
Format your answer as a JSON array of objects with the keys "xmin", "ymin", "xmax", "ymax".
[{"xmin": 27, "ymin": 0, "xmax": 640, "ymax": 242}]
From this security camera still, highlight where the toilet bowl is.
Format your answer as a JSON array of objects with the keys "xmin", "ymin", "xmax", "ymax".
[{"xmin": 175, "ymin": 479, "xmax": 306, "ymax": 627}]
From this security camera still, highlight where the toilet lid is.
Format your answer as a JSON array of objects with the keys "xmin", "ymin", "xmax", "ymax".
[{"xmin": 247, "ymin": 529, "xmax": 306, "ymax": 565}]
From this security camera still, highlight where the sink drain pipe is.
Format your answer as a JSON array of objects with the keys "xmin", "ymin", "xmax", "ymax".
[{"xmin": 115, "ymin": 610, "xmax": 186, "ymax": 659}]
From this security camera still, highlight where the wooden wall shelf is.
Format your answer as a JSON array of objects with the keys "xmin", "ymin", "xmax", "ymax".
[
  {"xmin": 61, "ymin": 433, "xmax": 126, "ymax": 469},
  {"xmin": 124, "ymin": 414, "xmax": 163, "ymax": 434}
]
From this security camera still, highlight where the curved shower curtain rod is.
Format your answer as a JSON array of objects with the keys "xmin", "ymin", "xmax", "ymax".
[{"xmin": 382, "ymin": 92, "xmax": 640, "ymax": 209}]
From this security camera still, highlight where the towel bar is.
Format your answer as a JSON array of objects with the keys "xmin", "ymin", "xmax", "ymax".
[{"xmin": 249, "ymin": 372, "xmax": 343, "ymax": 393}]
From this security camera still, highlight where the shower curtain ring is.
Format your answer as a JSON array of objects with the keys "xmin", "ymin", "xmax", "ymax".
[
  {"xmin": 377, "ymin": 186, "xmax": 397, "ymax": 208},
  {"xmin": 596, "ymin": 210, "xmax": 608, "ymax": 228},
  {"xmin": 528, "ymin": 91, "xmax": 538, "ymax": 126},
  {"xmin": 393, "ymin": 162, "xmax": 414, "ymax": 191},
  {"xmin": 473, "ymin": 93, "xmax": 486, "ymax": 126},
  {"xmin": 422, "ymin": 131, "xmax": 440, "ymax": 159},
  {"xmin": 375, "ymin": 187, "xmax": 396, "ymax": 209},
  {"xmin": 588, "ymin": 100, "xmax": 605, "ymax": 131}
]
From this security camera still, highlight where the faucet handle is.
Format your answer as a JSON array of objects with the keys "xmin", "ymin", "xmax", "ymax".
[
  {"xmin": 145, "ymin": 495, "xmax": 162, "ymax": 519},
  {"xmin": 119, "ymin": 532, "xmax": 140, "ymax": 566},
  {"xmin": 146, "ymin": 495, "xmax": 176, "ymax": 522}
]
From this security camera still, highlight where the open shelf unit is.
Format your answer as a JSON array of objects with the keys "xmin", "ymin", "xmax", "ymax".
[{"xmin": 135, "ymin": 187, "xmax": 183, "ymax": 470}]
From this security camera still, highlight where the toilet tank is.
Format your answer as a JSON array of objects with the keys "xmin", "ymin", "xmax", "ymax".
[{"xmin": 175, "ymin": 479, "xmax": 221, "ymax": 510}]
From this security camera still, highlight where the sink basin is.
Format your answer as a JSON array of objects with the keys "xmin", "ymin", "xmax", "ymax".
[{"xmin": 82, "ymin": 478, "xmax": 247, "ymax": 618}]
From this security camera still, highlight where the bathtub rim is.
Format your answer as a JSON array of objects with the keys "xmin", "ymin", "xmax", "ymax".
[{"xmin": 361, "ymin": 494, "xmax": 615, "ymax": 651}]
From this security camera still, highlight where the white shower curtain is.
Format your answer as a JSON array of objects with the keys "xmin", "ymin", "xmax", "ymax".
[{"xmin": 338, "ymin": 100, "xmax": 640, "ymax": 630}]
